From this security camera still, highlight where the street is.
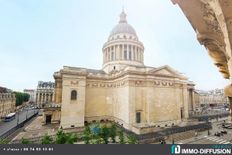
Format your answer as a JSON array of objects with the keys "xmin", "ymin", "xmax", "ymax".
[
  {"xmin": 0, "ymin": 108, "xmax": 38, "ymax": 137},
  {"xmin": 176, "ymin": 118, "xmax": 232, "ymax": 144}
]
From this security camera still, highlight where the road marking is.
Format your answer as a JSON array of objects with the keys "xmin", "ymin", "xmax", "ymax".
[
  {"xmin": 207, "ymin": 137, "xmax": 219, "ymax": 141},
  {"xmin": 205, "ymin": 136, "xmax": 230, "ymax": 144},
  {"xmin": 223, "ymin": 142, "xmax": 230, "ymax": 144},
  {"xmin": 219, "ymin": 140, "xmax": 228, "ymax": 144},
  {"xmin": 215, "ymin": 139, "xmax": 225, "ymax": 143}
]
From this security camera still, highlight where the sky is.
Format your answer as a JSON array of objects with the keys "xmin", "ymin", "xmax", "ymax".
[{"xmin": 0, "ymin": 0, "xmax": 230, "ymax": 91}]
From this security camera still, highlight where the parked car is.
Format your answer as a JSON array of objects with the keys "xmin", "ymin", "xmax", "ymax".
[
  {"xmin": 214, "ymin": 132, "xmax": 222, "ymax": 137},
  {"xmin": 221, "ymin": 130, "xmax": 227, "ymax": 134}
]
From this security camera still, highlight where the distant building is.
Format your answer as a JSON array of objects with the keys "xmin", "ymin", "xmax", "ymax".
[
  {"xmin": 23, "ymin": 89, "xmax": 36, "ymax": 103},
  {"xmin": 0, "ymin": 87, "xmax": 16, "ymax": 118},
  {"xmin": 0, "ymin": 86, "xmax": 11, "ymax": 93},
  {"xmin": 194, "ymin": 89, "xmax": 229, "ymax": 108},
  {"xmin": 36, "ymin": 81, "xmax": 55, "ymax": 108}
]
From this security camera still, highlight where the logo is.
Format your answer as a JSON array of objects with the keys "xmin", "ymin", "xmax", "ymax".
[{"xmin": 172, "ymin": 145, "xmax": 181, "ymax": 154}]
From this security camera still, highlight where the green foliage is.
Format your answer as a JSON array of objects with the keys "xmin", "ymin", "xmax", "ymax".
[
  {"xmin": 118, "ymin": 130, "xmax": 125, "ymax": 144},
  {"xmin": 65, "ymin": 133, "xmax": 78, "ymax": 144},
  {"xmin": 89, "ymin": 137, "xmax": 105, "ymax": 144},
  {"xmin": 21, "ymin": 138, "xmax": 31, "ymax": 144},
  {"xmin": 83, "ymin": 126, "xmax": 92, "ymax": 144},
  {"xmin": 127, "ymin": 134, "xmax": 138, "ymax": 144},
  {"xmin": 99, "ymin": 125, "xmax": 110, "ymax": 144},
  {"xmin": 109, "ymin": 123, "xmax": 117, "ymax": 143},
  {"xmin": 13, "ymin": 92, "xmax": 30, "ymax": 106},
  {"xmin": 41, "ymin": 134, "xmax": 53, "ymax": 144},
  {"xmin": 0, "ymin": 139, "xmax": 9, "ymax": 144},
  {"xmin": 54, "ymin": 130, "xmax": 78, "ymax": 144}
]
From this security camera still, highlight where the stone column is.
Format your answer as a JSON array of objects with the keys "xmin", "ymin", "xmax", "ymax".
[
  {"xmin": 120, "ymin": 45, "xmax": 122, "ymax": 60},
  {"xmin": 122, "ymin": 44, "xmax": 125, "ymax": 60},
  {"xmin": 106, "ymin": 48, "xmax": 108, "ymax": 62},
  {"xmin": 115, "ymin": 45, "xmax": 117, "ymax": 60},
  {"xmin": 127, "ymin": 44, "xmax": 129, "ymax": 60},
  {"xmin": 109, "ymin": 47, "xmax": 112, "ymax": 61},
  {"xmin": 132, "ymin": 46, "xmax": 135, "ymax": 60},
  {"xmin": 183, "ymin": 86, "xmax": 189, "ymax": 119},
  {"xmin": 192, "ymin": 90, "xmax": 196, "ymax": 111}
]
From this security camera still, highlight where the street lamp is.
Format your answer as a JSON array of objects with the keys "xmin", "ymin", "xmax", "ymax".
[
  {"xmin": 25, "ymin": 108, "xmax": 28, "ymax": 120},
  {"xmin": 17, "ymin": 111, "xmax": 19, "ymax": 126}
]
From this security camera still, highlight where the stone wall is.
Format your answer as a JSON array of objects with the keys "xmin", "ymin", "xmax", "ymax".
[{"xmin": 0, "ymin": 93, "xmax": 16, "ymax": 118}]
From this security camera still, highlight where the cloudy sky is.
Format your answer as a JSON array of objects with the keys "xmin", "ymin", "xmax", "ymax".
[{"xmin": 0, "ymin": 0, "xmax": 230, "ymax": 91}]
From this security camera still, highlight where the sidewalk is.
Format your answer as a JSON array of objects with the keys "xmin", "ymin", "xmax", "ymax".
[{"xmin": 11, "ymin": 116, "xmax": 59, "ymax": 143}]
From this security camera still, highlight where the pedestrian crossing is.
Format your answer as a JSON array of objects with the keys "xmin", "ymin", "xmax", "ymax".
[{"xmin": 204, "ymin": 136, "xmax": 231, "ymax": 144}]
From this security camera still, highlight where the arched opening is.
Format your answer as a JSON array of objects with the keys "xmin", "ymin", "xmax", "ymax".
[{"xmin": 71, "ymin": 90, "xmax": 77, "ymax": 100}]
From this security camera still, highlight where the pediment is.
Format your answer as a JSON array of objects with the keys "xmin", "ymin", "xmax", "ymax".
[
  {"xmin": 148, "ymin": 65, "xmax": 187, "ymax": 79},
  {"xmin": 154, "ymin": 69, "xmax": 175, "ymax": 76}
]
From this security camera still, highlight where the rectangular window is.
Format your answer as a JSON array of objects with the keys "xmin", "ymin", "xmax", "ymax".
[{"xmin": 136, "ymin": 112, "xmax": 141, "ymax": 123}]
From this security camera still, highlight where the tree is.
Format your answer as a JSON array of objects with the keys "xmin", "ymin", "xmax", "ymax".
[
  {"xmin": 99, "ymin": 125, "xmax": 110, "ymax": 144},
  {"xmin": 127, "ymin": 134, "xmax": 138, "ymax": 144},
  {"xmin": 41, "ymin": 134, "xmax": 53, "ymax": 144},
  {"xmin": 21, "ymin": 138, "xmax": 31, "ymax": 144},
  {"xmin": 65, "ymin": 133, "xmax": 78, "ymax": 144},
  {"xmin": 83, "ymin": 126, "xmax": 92, "ymax": 144},
  {"xmin": 54, "ymin": 129, "xmax": 78, "ymax": 144},
  {"xmin": 109, "ymin": 123, "xmax": 117, "ymax": 143},
  {"xmin": 118, "ymin": 130, "xmax": 125, "ymax": 144},
  {"xmin": 13, "ymin": 92, "xmax": 30, "ymax": 106}
]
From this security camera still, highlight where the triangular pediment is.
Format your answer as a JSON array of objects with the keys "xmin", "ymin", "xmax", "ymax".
[
  {"xmin": 155, "ymin": 69, "xmax": 175, "ymax": 76},
  {"xmin": 148, "ymin": 65, "xmax": 187, "ymax": 79}
]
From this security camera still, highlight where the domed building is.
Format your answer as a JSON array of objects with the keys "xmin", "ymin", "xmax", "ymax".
[
  {"xmin": 102, "ymin": 11, "xmax": 144, "ymax": 73},
  {"xmin": 43, "ymin": 11, "xmax": 196, "ymax": 134}
]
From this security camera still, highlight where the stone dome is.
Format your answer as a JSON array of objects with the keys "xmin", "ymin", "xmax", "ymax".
[
  {"xmin": 108, "ymin": 11, "xmax": 137, "ymax": 39},
  {"xmin": 103, "ymin": 10, "xmax": 144, "ymax": 74}
]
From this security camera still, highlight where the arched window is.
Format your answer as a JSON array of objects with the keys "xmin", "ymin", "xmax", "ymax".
[{"xmin": 71, "ymin": 90, "xmax": 77, "ymax": 100}]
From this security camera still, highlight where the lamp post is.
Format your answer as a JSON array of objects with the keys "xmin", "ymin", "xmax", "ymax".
[
  {"xmin": 17, "ymin": 110, "xmax": 19, "ymax": 126},
  {"xmin": 25, "ymin": 108, "xmax": 28, "ymax": 120}
]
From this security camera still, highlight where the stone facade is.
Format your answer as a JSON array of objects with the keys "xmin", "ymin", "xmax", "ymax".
[
  {"xmin": 44, "ymin": 11, "xmax": 196, "ymax": 134},
  {"xmin": 172, "ymin": 0, "xmax": 232, "ymax": 119},
  {"xmin": 36, "ymin": 81, "xmax": 54, "ymax": 108},
  {"xmin": 0, "ymin": 93, "xmax": 16, "ymax": 118},
  {"xmin": 195, "ymin": 89, "xmax": 229, "ymax": 107}
]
